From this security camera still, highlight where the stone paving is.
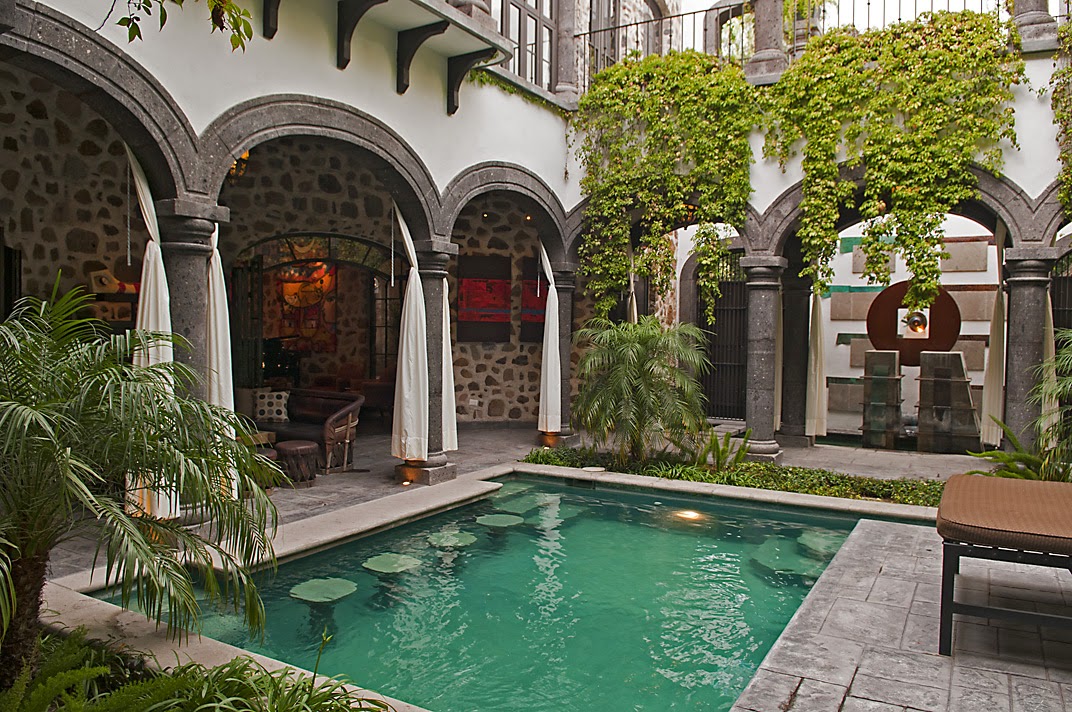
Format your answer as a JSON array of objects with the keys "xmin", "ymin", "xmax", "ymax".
[{"xmin": 732, "ymin": 518, "xmax": 1072, "ymax": 712}]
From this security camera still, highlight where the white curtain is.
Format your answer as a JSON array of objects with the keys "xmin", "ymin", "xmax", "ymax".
[
  {"xmin": 537, "ymin": 243, "xmax": 562, "ymax": 433},
  {"xmin": 805, "ymin": 293, "xmax": 828, "ymax": 437},
  {"xmin": 206, "ymin": 226, "xmax": 234, "ymax": 413},
  {"xmin": 391, "ymin": 204, "xmax": 429, "ymax": 460},
  {"xmin": 981, "ymin": 229, "xmax": 1006, "ymax": 447},
  {"xmin": 125, "ymin": 144, "xmax": 179, "ymax": 519},
  {"xmin": 773, "ymin": 289, "xmax": 783, "ymax": 431},
  {"xmin": 442, "ymin": 280, "xmax": 458, "ymax": 452},
  {"xmin": 207, "ymin": 226, "xmax": 239, "ymax": 497}
]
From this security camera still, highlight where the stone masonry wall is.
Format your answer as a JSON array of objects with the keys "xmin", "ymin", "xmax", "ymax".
[
  {"xmin": 450, "ymin": 195, "xmax": 544, "ymax": 423},
  {"xmin": 0, "ymin": 63, "xmax": 147, "ymax": 299},
  {"xmin": 218, "ymin": 137, "xmax": 396, "ymax": 267}
]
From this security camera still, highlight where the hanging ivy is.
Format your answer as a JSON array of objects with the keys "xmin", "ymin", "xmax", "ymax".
[
  {"xmin": 765, "ymin": 11, "xmax": 1023, "ymax": 312},
  {"xmin": 573, "ymin": 51, "xmax": 760, "ymax": 317},
  {"xmin": 1052, "ymin": 22, "xmax": 1072, "ymax": 215}
]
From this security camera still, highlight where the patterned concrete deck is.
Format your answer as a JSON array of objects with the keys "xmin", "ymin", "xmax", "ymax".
[{"xmin": 732, "ymin": 518, "xmax": 1072, "ymax": 712}]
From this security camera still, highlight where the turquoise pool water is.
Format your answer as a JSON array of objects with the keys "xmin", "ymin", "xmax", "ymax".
[{"xmin": 119, "ymin": 477, "xmax": 858, "ymax": 711}]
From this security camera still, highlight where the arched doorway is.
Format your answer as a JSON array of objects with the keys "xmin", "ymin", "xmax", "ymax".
[{"xmin": 230, "ymin": 233, "xmax": 407, "ymax": 400}]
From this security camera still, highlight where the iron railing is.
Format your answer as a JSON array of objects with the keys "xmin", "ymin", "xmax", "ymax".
[{"xmin": 575, "ymin": 0, "xmax": 1025, "ymax": 93}]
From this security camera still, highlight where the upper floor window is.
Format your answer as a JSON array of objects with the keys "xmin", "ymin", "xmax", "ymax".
[{"xmin": 490, "ymin": 0, "xmax": 555, "ymax": 90}]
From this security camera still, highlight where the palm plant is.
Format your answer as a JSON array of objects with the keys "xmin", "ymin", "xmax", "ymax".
[
  {"xmin": 0, "ymin": 286, "xmax": 282, "ymax": 689},
  {"xmin": 573, "ymin": 315, "xmax": 709, "ymax": 465}
]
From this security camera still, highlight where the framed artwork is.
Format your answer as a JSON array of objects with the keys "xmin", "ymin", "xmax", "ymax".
[
  {"xmin": 457, "ymin": 255, "xmax": 511, "ymax": 342},
  {"xmin": 520, "ymin": 256, "xmax": 547, "ymax": 342},
  {"xmin": 280, "ymin": 262, "xmax": 337, "ymax": 352}
]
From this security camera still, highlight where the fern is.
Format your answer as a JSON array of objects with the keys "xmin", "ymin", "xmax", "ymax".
[{"xmin": 969, "ymin": 418, "xmax": 1046, "ymax": 479}]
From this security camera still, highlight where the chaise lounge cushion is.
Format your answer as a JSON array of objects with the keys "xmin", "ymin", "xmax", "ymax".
[{"xmin": 937, "ymin": 474, "xmax": 1072, "ymax": 556}]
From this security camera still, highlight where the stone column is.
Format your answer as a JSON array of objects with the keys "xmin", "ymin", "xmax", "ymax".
[
  {"xmin": 745, "ymin": 0, "xmax": 788, "ymax": 85},
  {"xmin": 396, "ymin": 239, "xmax": 459, "ymax": 485},
  {"xmin": 1003, "ymin": 247, "xmax": 1057, "ymax": 450},
  {"xmin": 448, "ymin": 0, "xmax": 495, "ymax": 28},
  {"xmin": 155, "ymin": 199, "xmax": 229, "ymax": 397},
  {"xmin": 778, "ymin": 269, "xmax": 812, "ymax": 447},
  {"xmin": 1013, "ymin": 0, "xmax": 1057, "ymax": 51},
  {"xmin": 553, "ymin": 0, "xmax": 579, "ymax": 102},
  {"xmin": 742, "ymin": 255, "xmax": 787, "ymax": 460}
]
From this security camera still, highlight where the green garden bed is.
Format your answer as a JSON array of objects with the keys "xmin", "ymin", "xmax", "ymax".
[{"xmin": 521, "ymin": 447, "xmax": 945, "ymax": 508}]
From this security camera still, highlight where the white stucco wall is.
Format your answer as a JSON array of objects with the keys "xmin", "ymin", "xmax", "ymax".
[{"xmin": 42, "ymin": 0, "xmax": 582, "ymax": 209}]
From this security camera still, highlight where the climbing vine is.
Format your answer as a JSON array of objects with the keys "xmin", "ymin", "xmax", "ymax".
[
  {"xmin": 765, "ymin": 11, "xmax": 1023, "ymax": 312},
  {"xmin": 1052, "ymin": 22, "xmax": 1072, "ymax": 214},
  {"xmin": 572, "ymin": 51, "xmax": 759, "ymax": 317}
]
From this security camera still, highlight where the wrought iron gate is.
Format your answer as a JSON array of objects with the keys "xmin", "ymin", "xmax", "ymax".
[
  {"xmin": 698, "ymin": 251, "xmax": 747, "ymax": 420},
  {"xmin": 1053, "ymin": 253, "xmax": 1072, "ymax": 332}
]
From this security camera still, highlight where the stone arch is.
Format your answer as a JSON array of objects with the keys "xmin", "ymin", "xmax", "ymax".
[
  {"xmin": 198, "ymin": 95, "xmax": 441, "ymax": 242},
  {"xmin": 0, "ymin": 3, "xmax": 196, "ymax": 201},
  {"xmin": 757, "ymin": 165, "xmax": 1036, "ymax": 257},
  {"xmin": 1035, "ymin": 181, "xmax": 1067, "ymax": 246},
  {"xmin": 563, "ymin": 196, "xmax": 759, "ymax": 263},
  {"xmin": 441, "ymin": 163, "xmax": 568, "ymax": 263}
]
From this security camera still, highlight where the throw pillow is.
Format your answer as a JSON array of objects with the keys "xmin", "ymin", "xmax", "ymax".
[{"xmin": 256, "ymin": 390, "xmax": 290, "ymax": 423}]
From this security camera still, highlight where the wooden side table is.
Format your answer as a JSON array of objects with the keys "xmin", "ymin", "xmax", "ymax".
[{"xmin": 276, "ymin": 440, "xmax": 319, "ymax": 487}]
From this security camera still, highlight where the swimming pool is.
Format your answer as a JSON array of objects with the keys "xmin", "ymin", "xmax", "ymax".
[{"xmin": 129, "ymin": 476, "xmax": 859, "ymax": 711}]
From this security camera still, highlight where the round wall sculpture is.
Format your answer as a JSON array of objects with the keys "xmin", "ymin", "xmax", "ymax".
[{"xmin": 865, "ymin": 281, "xmax": 962, "ymax": 367}]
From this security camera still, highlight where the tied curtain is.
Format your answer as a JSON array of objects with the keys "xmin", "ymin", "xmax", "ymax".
[{"xmin": 537, "ymin": 243, "xmax": 561, "ymax": 433}]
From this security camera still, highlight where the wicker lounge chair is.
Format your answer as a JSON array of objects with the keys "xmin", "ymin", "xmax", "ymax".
[{"xmin": 936, "ymin": 473, "xmax": 1072, "ymax": 655}]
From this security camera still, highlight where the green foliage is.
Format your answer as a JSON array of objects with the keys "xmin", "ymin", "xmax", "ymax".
[
  {"xmin": 669, "ymin": 427, "xmax": 752, "ymax": 471},
  {"xmin": 573, "ymin": 316, "xmax": 709, "ymax": 465},
  {"xmin": 573, "ymin": 51, "xmax": 759, "ymax": 316},
  {"xmin": 0, "ymin": 629, "xmax": 392, "ymax": 712},
  {"xmin": 521, "ymin": 447, "xmax": 945, "ymax": 506},
  {"xmin": 968, "ymin": 418, "xmax": 1046, "ymax": 479},
  {"xmin": 521, "ymin": 446, "xmax": 599, "ymax": 468},
  {"xmin": 109, "ymin": 1, "xmax": 254, "ymax": 50},
  {"xmin": 1052, "ymin": 23, "xmax": 1072, "ymax": 215},
  {"xmin": 0, "ymin": 286, "xmax": 283, "ymax": 679},
  {"xmin": 765, "ymin": 12, "xmax": 1023, "ymax": 312}
]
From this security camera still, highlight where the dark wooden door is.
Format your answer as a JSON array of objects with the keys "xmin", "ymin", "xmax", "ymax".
[
  {"xmin": 699, "ymin": 251, "xmax": 747, "ymax": 420},
  {"xmin": 230, "ymin": 256, "xmax": 264, "ymax": 388}
]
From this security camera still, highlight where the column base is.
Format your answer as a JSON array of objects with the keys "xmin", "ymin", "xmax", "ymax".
[
  {"xmin": 396, "ymin": 458, "xmax": 458, "ymax": 485},
  {"xmin": 745, "ymin": 49, "xmax": 788, "ymax": 85},
  {"xmin": 1016, "ymin": 11, "xmax": 1058, "ymax": 52},
  {"xmin": 776, "ymin": 433, "xmax": 814, "ymax": 448},
  {"xmin": 746, "ymin": 439, "xmax": 783, "ymax": 463},
  {"xmin": 535, "ymin": 430, "xmax": 581, "ymax": 448}
]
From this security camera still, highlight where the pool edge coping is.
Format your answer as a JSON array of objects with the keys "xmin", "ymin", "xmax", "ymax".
[{"xmin": 42, "ymin": 462, "xmax": 936, "ymax": 712}]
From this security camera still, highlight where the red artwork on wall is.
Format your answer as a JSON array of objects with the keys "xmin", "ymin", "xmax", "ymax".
[{"xmin": 457, "ymin": 255, "xmax": 511, "ymax": 342}]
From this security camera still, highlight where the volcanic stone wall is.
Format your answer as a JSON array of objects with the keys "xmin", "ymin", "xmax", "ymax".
[
  {"xmin": 217, "ymin": 137, "xmax": 397, "ymax": 266},
  {"xmin": 0, "ymin": 63, "xmax": 147, "ymax": 298},
  {"xmin": 449, "ymin": 196, "xmax": 546, "ymax": 423}
]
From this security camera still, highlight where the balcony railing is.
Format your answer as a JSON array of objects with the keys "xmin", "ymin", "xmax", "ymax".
[{"xmin": 575, "ymin": 0, "xmax": 1024, "ymax": 93}]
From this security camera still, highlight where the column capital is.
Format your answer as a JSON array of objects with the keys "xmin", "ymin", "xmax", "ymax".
[
  {"xmin": 1005, "ymin": 246, "xmax": 1058, "ymax": 285},
  {"xmin": 553, "ymin": 269, "xmax": 577, "ymax": 291},
  {"xmin": 742, "ymin": 255, "xmax": 787, "ymax": 287},
  {"xmin": 414, "ymin": 239, "xmax": 458, "ymax": 279}
]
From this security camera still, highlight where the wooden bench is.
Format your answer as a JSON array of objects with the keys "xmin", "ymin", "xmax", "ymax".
[{"xmin": 937, "ymin": 473, "xmax": 1072, "ymax": 655}]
